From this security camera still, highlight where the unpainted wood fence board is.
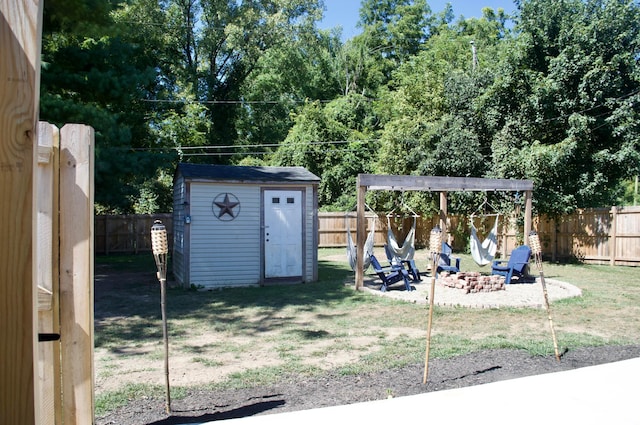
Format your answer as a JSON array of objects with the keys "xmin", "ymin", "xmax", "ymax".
[
  {"xmin": 59, "ymin": 124, "xmax": 94, "ymax": 425},
  {"xmin": 36, "ymin": 122, "xmax": 61, "ymax": 425}
]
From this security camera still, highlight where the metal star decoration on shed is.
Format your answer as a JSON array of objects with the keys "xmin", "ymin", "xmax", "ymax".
[{"xmin": 213, "ymin": 193, "xmax": 240, "ymax": 220}]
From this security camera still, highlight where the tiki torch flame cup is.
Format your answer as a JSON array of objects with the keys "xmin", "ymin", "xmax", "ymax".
[
  {"xmin": 529, "ymin": 230, "xmax": 543, "ymax": 269},
  {"xmin": 151, "ymin": 220, "xmax": 168, "ymax": 255},
  {"xmin": 429, "ymin": 226, "xmax": 442, "ymax": 255},
  {"xmin": 529, "ymin": 231, "xmax": 542, "ymax": 256},
  {"xmin": 429, "ymin": 226, "xmax": 442, "ymax": 265},
  {"xmin": 151, "ymin": 220, "xmax": 168, "ymax": 280}
]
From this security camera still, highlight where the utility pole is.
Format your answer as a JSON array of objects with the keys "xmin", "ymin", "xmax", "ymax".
[{"xmin": 470, "ymin": 40, "xmax": 478, "ymax": 71}]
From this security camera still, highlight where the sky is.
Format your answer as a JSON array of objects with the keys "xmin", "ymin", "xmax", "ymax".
[{"xmin": 319, "ymin": 0, "xmax": 518, "ymax": 40}]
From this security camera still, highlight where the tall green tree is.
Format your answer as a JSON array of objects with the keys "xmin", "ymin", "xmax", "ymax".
[
  {"xmin": 273, "ymin": 93, "xmax": 379, "ymax": 209},
  {"xmin": 41, "ymin": 0, "xmax": 168, "ymax": 213},
  {"xmin": 490, "ymin": 0, "xmax": 640, "ymax": 214},
  {"xmin": 41, "ymin": 0, "xmax": 329, "ymax": 212},
  {"xmin": 374, "ymin": 11, "xmax": 510, "ymax": 182},
  {"xmin": 235, "ymin": 27, "xmax": 343, "ymax": 160},
  {"xmin": 353, "ymin": 0, "xmax": 438, "ymax": 91},
  {"xmin": 156, "ymin": 0, "xmax": 325, "ymax": 154}
]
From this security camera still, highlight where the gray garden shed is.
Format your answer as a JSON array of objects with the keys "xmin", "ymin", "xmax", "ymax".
[{"xmin": 172, "ymin": 163, "xmax": 320, "ymax": 289}]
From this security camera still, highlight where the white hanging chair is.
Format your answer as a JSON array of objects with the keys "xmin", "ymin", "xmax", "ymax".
[
  {"xmin": 470, "ymin": 214, "xmax": 499, "ymax": 266},
  {"xmin": 346, "ymin": 214, "xmax": 376, "ymax": 272},
  {"xmin": 386, "ymin": 215, "xmax": 416, "ymax": 261}
]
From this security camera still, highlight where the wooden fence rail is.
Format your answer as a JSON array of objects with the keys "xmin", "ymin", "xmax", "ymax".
[{"xmin": 97, "ymin": 208, "xmax": 640, "ymax": 266}]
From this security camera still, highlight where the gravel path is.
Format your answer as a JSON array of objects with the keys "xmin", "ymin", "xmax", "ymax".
[{"xmin": 326, "ymin": 250, "xmax": 583, "ymax": 309}]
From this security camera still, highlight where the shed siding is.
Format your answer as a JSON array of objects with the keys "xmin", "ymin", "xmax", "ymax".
[
  {"xmin": 172, "ymin": 175, "xmax": 186, "ymax": 284},
  {"xmin": 188, "ymin": 183, "xmax": 261, "ymax": 288},
  {"xmin": 302, "ymin": 186, "xmax": 313, "ymax": 281},
  {"xmin": 304, "ymin": 185, "xmax": 318, "ymax": 281}
]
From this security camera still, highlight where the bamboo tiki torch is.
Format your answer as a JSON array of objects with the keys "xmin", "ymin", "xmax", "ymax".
[
  {"xmin": 151, "ymin": 220, "xmax": 171, "ymax": 413},
  {"xmin": 529, "ymin": 231, "xmax": 561, "ymax": 362},
  {"xmin": 423, "ymin": 226, "xmax": 442, "ymax": 385}
]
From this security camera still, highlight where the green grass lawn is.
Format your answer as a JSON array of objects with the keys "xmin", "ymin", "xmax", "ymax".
[{"xmin": 94, "ymin": 248, "xmax": 640, "ymax": 416}]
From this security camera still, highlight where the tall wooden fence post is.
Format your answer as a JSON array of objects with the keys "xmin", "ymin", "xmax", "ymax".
[
  {"xmin": 610, "ymin": 207, "xmax": 617, "ymax": 266},
  {"xmin": 0, "ymin": 0, "xmax": 43, "ymax": 423},
  {"xmin": 59, "ymin": 124, "xmax": 95, "ymax": 424}
]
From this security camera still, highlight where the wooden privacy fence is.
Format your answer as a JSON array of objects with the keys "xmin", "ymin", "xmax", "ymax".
[
  {"xmin": 95, "ymin": 213, "xmax": 173, "ymax": 254},
  {"xmin": 106, "ymin": 209, "xmax": 640, "ymax": 266},
  {"xmin": 37, "ymin": 123, "xmax": 95, "ymax": 425},
  {"xmin": 536, "ymin": 207, "xmax": 640, "ymax": 266},
  {"xmin": 329, "ymin": 210, "xmax": 640, "ymax": 266}
]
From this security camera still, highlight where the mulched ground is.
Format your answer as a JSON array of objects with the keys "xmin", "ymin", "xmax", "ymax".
[{"xmin": 96, "ymin": 345, "xmax": 640, "ymax": 425}]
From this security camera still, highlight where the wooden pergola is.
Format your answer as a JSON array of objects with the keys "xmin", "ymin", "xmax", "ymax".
[{"xmin": 355, "ymin": 174, "xmax": 534, "ymax": 289}]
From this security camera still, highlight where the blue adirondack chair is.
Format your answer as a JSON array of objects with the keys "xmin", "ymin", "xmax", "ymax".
[
  {"xmin": 370, "ymin": 254, "xmax": 414, "ymax": 292},
  {"xmin": 491, "ymin": 245, "xmax": 532, "ymax": 284},
  {"xmin": 384, "ymin": 244, "xmax": 421, "ymax": 282},
  {"xmin": 436, "ymin": 242, "xmax": 460, "ymax": 277}
]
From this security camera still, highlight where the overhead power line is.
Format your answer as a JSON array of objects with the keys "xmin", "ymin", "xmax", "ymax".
[
  {"xmin": 142, "ymin": 99, "xmax": 298, "ymax": 105},
  {"xmin": 180, "ymin": 147, "xmax": 373, "ymax": 157},
  {"xmin": 140, "ymin": 97, "xmax": 376, "ymax": 105},
  {"xmin": 127, "ymin": 138, "xmax": 382, "ymax": 152},
  {"xmin": 539, "ymin": 88, "xmax": 640, "ymax": 123}
]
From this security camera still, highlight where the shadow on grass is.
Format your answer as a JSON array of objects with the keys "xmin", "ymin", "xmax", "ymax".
[{"xmin": 95, "ymin": 257, "xmax": 360, "ymax": 349}]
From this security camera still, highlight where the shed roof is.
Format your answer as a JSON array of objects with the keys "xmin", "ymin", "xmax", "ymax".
[{"xmin": 176, "ymin": 163, "xmax": 320, "ymax": 184}]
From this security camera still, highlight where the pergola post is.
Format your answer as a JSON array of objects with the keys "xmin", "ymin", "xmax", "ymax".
[
  {"xmin": 524, "ymin": 190, "xmax": 533, "ymax": 246},
  {"xmin": 355, "ymin": 176, "xmax": 366, "ymax": 290},
  {"xmin": 439, "ymin": 191, "xmax": 448, "ymax": 238}
]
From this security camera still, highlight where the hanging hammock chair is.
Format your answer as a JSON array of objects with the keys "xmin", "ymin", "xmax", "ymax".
[
  {"xmin": 346, "ymin": 213, "xmax": 377, "ymax": 272},
  {"xmin": 386, "ymin": 215, "xmax": 416, "ymax": 261},
  {"xmin": 470, "ymin": 213, "xmax": 499, "ymax": 266}
]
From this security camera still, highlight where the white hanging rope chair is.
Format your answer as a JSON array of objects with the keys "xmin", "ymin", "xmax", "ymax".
[
  {"xmin": 386, "ymin": 215, "xmax": 416, "ymax": 261},
  {"xmin": 470, "ymin": 212, "xmax": 499, "ymax": 266},
  {"xmin": 346, "ymin": 211, "xmax": 376, "ymax": 272}
]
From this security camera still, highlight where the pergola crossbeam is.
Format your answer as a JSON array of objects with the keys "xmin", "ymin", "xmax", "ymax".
[{"xmin": 358, "ymin": 174, "xmax": 534, "ymax": 192}]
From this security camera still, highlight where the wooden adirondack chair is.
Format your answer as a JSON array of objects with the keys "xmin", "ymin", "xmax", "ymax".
[
  {"xmin": 491, "ymin": 245, "xmax": 532, "ymax": 284},
  {"xmin": 436, "ymin": 242, "xmax": 461, "ymax": 277},
  {"xmin": 369, "ymin": 254, "xmax": 414, "ymax": 292},
  {"xmin": 383, "ymin": 244, "xmax": 421, "ymax": 282}
]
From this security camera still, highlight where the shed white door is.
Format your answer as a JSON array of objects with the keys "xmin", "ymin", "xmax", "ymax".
[{"xmin": 264, "ymin": 190, "xmax": 303, "ymax": 278}]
